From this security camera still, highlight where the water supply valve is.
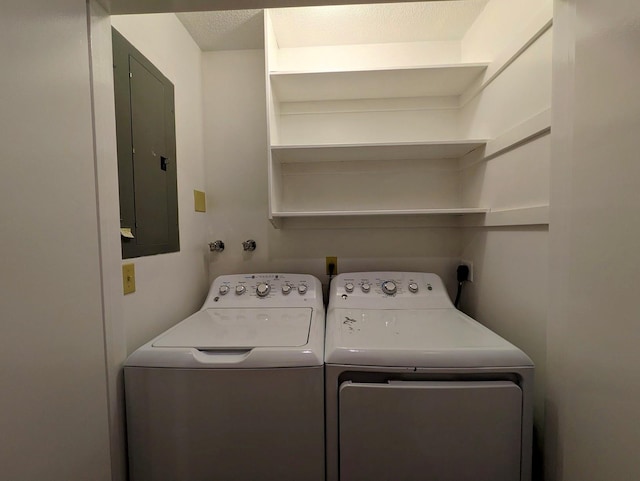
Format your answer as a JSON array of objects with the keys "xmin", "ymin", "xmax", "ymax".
[
  {"xmin": 209, "ymin": 240, "xmax": 225, "ymax": 252},
  {"xmin": 242, "ymin": 239, "xmax": 257, "ymax": 252}
]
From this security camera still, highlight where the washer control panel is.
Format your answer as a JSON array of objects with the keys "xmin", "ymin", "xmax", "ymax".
[
  {"xmin": 340, "ymin": 274, "xmax": 432, "ymax": 297},
  {"xmin": 331, "ymin": 272, "xmax": 454, "ymax": 309},
  {"xmin": 205, "ymin": 273, "xmax": 319, "ymax": 307}
]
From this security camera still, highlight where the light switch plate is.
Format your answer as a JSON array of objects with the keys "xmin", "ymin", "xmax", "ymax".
[
  {"xmin": 194, "ymin": 190, "xmax": 206, "ymax": 212},
  {"xmin": 122, "ymin": 263, "xmax": 136, "ymax": 295}
]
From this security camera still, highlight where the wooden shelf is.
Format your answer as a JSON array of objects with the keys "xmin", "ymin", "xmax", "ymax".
[
  {"xmin": 268, "ymin": 206, "xmax": 551, "ymax": 229},
  {"xmin": 272, "ymin": 208, "xmax": 489, "ymax": 218},
  {"xmin": 270, "ymin": 63, "xmax": 488, "ymax": 102},
  {"xmin": 271, "ymin": 140, "xmax": 487, "ymax": 163},
  {"xmin": 461, "ymin": 205, "xmax": 550, "ymax": 227},
  {"xmin": 269, "ymin": 208, "xmax": 489, "ymax": 229}
]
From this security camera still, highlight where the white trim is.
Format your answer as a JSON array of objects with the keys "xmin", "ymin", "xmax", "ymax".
[
  {"xmin": 269, "ymin": 62, "xmax": 488, "ymax": 76},
  {"xmin": 273, "ymin": 208, "xmax": 489, "ymax": 218},
  {"xmin": 462, "ymin": 206, "xmax": 550, "ymax": 227},
  {"xmin": 269, "ymin": 206, "xmax": 550, "ymax": 229},
  {"xmin": 269, "ymin": 209, "xmax": 486, "ymax": 229},
  {"xmin": 270, "ymin": 63, "xmax": 488, "ymax": 103},
  {"xmin": 272, "ymin": 140, "xmax": 487, "ymax": 164},
  {"xmin": 265, "ymin": 11, "xmax": 274, "ymax": 218},
  {"xmin": 279, "ymin": 96, "xmax": 460, "ymax": 115},
  {"xmin": 270, "ymin": 214, "xmax": 467, "ymax": 230},
  {"xmin": 460, "ymin": 108, "xmax": 551, "ymax": 170}
]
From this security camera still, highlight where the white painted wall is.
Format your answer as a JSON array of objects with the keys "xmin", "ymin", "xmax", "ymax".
[
  {"xmin": 110, "ymin": 13, "xmax": 210, "ymax": 354},
  {"xmin": 461, "ymin": 227, "xmax": 548, "ymax": 476},
  {"xmin": 202, "ymin": 49, "xmax": 463, "ymax": 296},
  {"xmin": 462, "ymin": 0, "xmax": 553, "ymax": 63},
  {"xmin": 274, "ymin": 41, "xmax": 461, "ymax": 72},
  {"xmin": 458, "ymin": 11, "xmax": 552, "ymax": 480},
  {"xmin": 459, "ymin": 28, "xmax": 553, "ymax": 140},
  {"xmin": 0, "ymin": 1, "xmax": 113, "ymax": 479},
  {"xmin": 547, "ymin": 1, "xmax": 640, "ymax": 479}
]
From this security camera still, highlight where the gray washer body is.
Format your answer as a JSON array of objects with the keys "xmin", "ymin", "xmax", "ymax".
[
  {"xmin": 125, "ymin": 365, "xmax": 324, "ymax": 481},
  {"xmin": 124, "ymin": 273, "xmax": 325, "ymax": 481}
]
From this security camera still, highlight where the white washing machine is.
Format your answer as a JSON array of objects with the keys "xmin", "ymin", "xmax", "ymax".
[
  {"xmin": 325, "ymin": 272, "xmax": 534, "ymax": 481},
  {"xmin": 124, "ymin": 273, "xmax": 325, "ymax": 481}
]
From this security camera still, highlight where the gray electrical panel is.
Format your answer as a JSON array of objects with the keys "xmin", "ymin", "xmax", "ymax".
[{"xmin": 112, "ymin": 28, "xmax": 179, "ymax": 258}]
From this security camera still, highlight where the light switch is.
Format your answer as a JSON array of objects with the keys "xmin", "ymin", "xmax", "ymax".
[
  {"xmin": 122, "ymin": 263, "xmax": 136, "ymax": 295},
  {"xmin": 194, "ymin": 190, "xmax": 206, "ymax": 212}
]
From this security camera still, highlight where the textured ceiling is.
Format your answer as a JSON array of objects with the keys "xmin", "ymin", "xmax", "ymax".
[
  {"xmin": 177, "ymin": 1, "xmax": 489, "ymax": 51},
  {"xmin": 177, "ymin": 10, "xmax": 265, "ymax": 51}
]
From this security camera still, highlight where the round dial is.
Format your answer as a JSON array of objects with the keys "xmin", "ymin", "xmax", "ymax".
[
  {"xmin": 297, "ymin": 284, "xmax": 308, "ymax": 295},
  {"xmin": 281, "ymin": 284, "xmax": 292, "ymax": 295},
  {"xmin": 345, "ymin": 283, "xmax": 354, "ymax": 293},
  {"xmin": 382, "ymin": 281, "xmax": 397, "ymax": 295},
  {"xmin": 219, "ymin": 285, "xmax": 230, "ymax": 295},
  {"xmin": 235, "ymin": 285, "xmax": 246, "ymax": 295},
  {"xmin": 361, "ymin": 282, "xmax": 371, "ymax": 293},
  {"xmin": 408, "ymin": 282, "xmax": 419, "ymax": 293},
  {"xmin": 256, "ymin": 283, "xmax": 270, "ymax": 297}
]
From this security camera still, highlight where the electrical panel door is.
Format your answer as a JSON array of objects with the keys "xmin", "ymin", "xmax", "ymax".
[{"xmin": 112, "ymin": 28, "xmax": 178, "ymax": 258}]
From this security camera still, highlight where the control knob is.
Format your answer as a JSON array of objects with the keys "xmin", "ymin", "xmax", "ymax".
[
  {"xmin": 281, "ymin": 284, "xmax": 292, "ymax": 295},
  {"xmin": 235, "ymin": 285, "xmax": 246, "ymax": 295},
  {"xmin": 256, "ymin": 283, "xmax": 270, "ymax": 297},
  {"xmin": 219, "ymin": 285, "xmax": 230, "ymax": 295},
  {"xmin": 298, "ymin": 284, "xmax": 308, "ymax": 295},
  {"xmin": 361, "ymin": 283, "xmax": 371, "ymax": 293},
  {"xmin": 408, "ymin": 282, "xmax": 419, "ymax": 293},
  {"xmin": 345, "ymin": 283, "xmax": 354, "ymax": 293},
  {"xmin": 382, "ymin": 281, "xmax": 397, "ymax": 295}
]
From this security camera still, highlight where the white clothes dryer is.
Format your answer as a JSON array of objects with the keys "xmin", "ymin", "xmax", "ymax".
[
  {"xmin": 325, "ymin": 272, "xmax": 534, "ymax": 481},
  {"xmin": 124, "ymin": 273, "xmax": 325, "ymax": 481}
]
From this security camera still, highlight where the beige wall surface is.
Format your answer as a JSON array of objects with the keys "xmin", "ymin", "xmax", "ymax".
[
  {"xmin": 110, "ymin": 14, "xmax": 210, "ymax": 354},
  {"xmin": 0, "ymin": 0, "xmax": 113, "ymax": 479},
  {"xmin": 547, "ymin": 0, "xmax": 640, "ymax": 480}
]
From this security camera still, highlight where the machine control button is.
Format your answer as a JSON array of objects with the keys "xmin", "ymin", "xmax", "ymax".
[
  {"xmin": 219, "ymin": 285, "xmax": 230, "ymax": 295},
  {"xmin": 408, "ymin": 282, "xmax": 419, "ymax": 293},
  {"xmin": 281, "ymin": 284, "xmax": 292, "ymax": 295},
  {"xmin": 298, "ymin": 284, "xmax": 308, "ymax": 295},
  {"xmin": 235, "ymin": 285, "xmax": 246, "ymax": 295},
  {"xmin": 361, "ymin": 283, "xmax": 371, "ymax": 293},
  {"xmin": 382, "ymin": 281, "xmax": 397, "ymax": 295},
  {"xmin": 256, "ymin": 282, "xmax": 270, "ymax": 297},
  {"xmin": 345, "ymin": 283, "xmax": 354, "ymax": 293}
]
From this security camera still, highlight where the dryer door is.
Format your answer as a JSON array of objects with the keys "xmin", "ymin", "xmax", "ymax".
[{"xmin": 339, "ymin": 380, "xmax": 522, "ymax": 481}]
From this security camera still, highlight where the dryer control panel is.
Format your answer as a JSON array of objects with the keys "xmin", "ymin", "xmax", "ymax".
[
  {"xmin": 331, "ymin": 272, "xmax": 454, "ymax": 309},
  {"xmin": 203, "ymin": 273, "xmax": 321, "ymax": 308}
]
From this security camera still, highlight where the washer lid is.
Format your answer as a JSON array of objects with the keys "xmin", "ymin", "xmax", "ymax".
[
  {"xmin": 325, "ymin": 308, "xmax": 533, "ymax": 368},
  {"xmin": 153, "ymin": 307, "xmax": 312, "ymax": 349}
]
